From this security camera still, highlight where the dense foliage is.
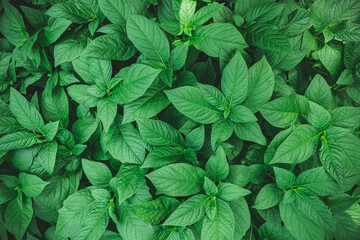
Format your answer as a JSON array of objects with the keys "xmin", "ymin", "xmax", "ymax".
[{"xmin": 0, "ymin": 0, "xmax": 360, "ymax": 239}]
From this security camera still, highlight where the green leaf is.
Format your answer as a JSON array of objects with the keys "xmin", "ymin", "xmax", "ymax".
[
  {"xmin": 295, "ymin": 167, "xmax": 340, "ymax": 196},
  {"xmin": 221, "ymin": 51, "xmax": 248, "ymax": 107},
  {"xmin": 192, "ymin": 23, "xmax": 248, "ymax": 57},
  {"xmin": 253, "ymin": 184, "xmax": 282, "ymax": 210},
  {"xmin": 203, "ymin": 177, "xmax": 218, "ymax": 196},
  {"xmin": 97, "ymin": 97, "xmax": 117, "ymax": 132},
  {"xmin": 205, "ymin": 146, "xmax": 229, "ymax": 181},
  {"xmin": 71, "ymin": 118, "xmax": 99, "ymax": 144},
  {"xmin": 243, "ymin": 56, "xmax": 275, "ymax": 112},
  {"xmin": 19, "ymin": 172, "xmax": 49, "ymax": 198},
  {"xmin": 56, "ymin": 188, "xmax": 111, "ymax": 239},
  {"xmin": 330, "ymin": 107, "xmax": 360, "ymax": 129},
  {"xmin": 46, "ymin": 2, "xmax": 95, "ymax": 24},
  {"xmin": 54, "ymin": 39, "xmax": 85, "ymax": 66},
  {"xmin": 234, "ymin": 122, "xmax": 266, "ymax": 145},
  {"xmin": 123, "ymin": 83, "xmax": 170, "ymax": 124},
  {"xmin": 318, "ymin": 42, "xmax": 342, "ymax": 75},
  {"xmin": 185, "ymin": 125, "xmax": 204, "ymax": 151},
  {"xmin": 246, "ymin": 23, "xmax": 291, "ymax": 52},
  {"xmin": 270, "ymin": 125, "xmax": 320, "ymax": 164},
  {"xmin": 165, "ymin": 86, "xmax": 223, "ymax": 124},
  {"xmin": 133, "ymin": 196, "xmax": 180, "ymax": 225},
  {"xmin": 307, "ymin": 101, "xmax": 331, "ymax": 130},
  {"xmin": 273, "ymin": 167, "xmax": 296, "ymax": 190},
  {"xmin": 34, "ymin": 141, "xmax": 58, "ymax": 175},
  {"xmin": 127, "ymin": 15, "xmax": 170, "ymax": 64},
  {"xmin": 110, "ymin": 164, "xmax": 145, "ymax": 205},
  {"xmin": 259, "ymin": 95, "xmax": 299, "ymax": 129},
  {"xmin": 137, "ymin": 118, "xmax": 183, "ymax": 147},
  {"xmin": 84, "ymin": 33, "xmax": 136, "ymax": 61},
  {"xmin": 112, "ymin": 64, "xmax": 161, "ymax": 104},
  {"xmin": 189, "ymin": 3, "xmax": 223, "ymax": 28},
  {"xmin": 164, "ymin": 194, "xmax": 208, "ymax": 226},
  {"xmin": 141, "ymin": 146, "xmax": 184, "ymax": 168},
  {"xmin": 201, "ymin": 198, "xmax": 235, "ymax": 240},
  {"xmin": 217, "ymin": 182, "xmax": 251, "ymax": 201},
  {"xmin": 245, "ymin": 3, "xmax": 284, "ymax": 23},
  {"xmin": 0, "ymin": 131, "xmax": 40, "ymax": 151},
  {"xmin": 305, "ymin": 74, "xmax": 332, "ymax": 109},
  {"xmin": 67, "ymin": 85, "xmax": 99, "ymax": 108},
  {"xmin": 211, "ymin": 119, "xmax": 234, "ymax": 150},
  {"xmin": 0, "ymin": 1, "xmax": 28, "ymax": 47},
  {"xmin": 179, "ymin": 0, "xmax": 196, "ymax": 28},
  {"xmin": 82, "ymin": 159, "xmax": 112, "ymax": 188},
  {"xmin": 197, "ymin": 84, "xmax": 228, "ymax": 111},
  {"xmin": 229, "ymin": 105, "xmax": 257, "ymax": 123},
  {"xmin": 279, "ymin": 200, "xmax": 324, "ymax": 240},
  {"xmin": 41, "ymin": 72, "xmax": 69, "ymax": 128},
  {"xmin": 41, "ymin": 18, "xmax": 72, "ymax": 46},
  {"xmin": 5, "ymin": 197, "xmax": 33, "ymax": 240},
  {"xmin": 170, "ymin": 41, "xmax": 189, "ymax": 70},
  {"xmin": 98, "ymin": 0, "xmax": 136, "ymax": 25},
  {"xmin": 230, "ymin": 198, "xmax": 250, "ymax": 239},
  {"xmin": 10, "ymin": 88, "xmax": 44, "ymax": 133},
  {"xmin": 146, "ymin": 163, "xmax": 207, "ymax": 197}
]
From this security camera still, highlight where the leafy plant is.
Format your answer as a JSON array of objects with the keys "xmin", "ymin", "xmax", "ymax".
[{"xmin": 0, "ymin": 0, "xmax": 359, "ymax": 239}]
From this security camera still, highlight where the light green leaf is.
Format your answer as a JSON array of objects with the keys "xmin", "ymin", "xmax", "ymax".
[
  {"xmin": 229, "ymin": 105, "xmax": 257, "ymax": 123},
  {"xmin": 34, "ymin": 141, "xmax": 58, "ymax": 175},
  {"xmin": 123, "ymin": 83, "xmax": 170, "ymax": 124},
  {"xmin": 165, "ymin": 86, "xmax": 223, "ymax": 124},
  {"xmin": 230, "ymin": 198, "xmax": 250, "ymax": 239},
  {"xmin": 192, "ymin": 23, "xmax": 248, "ymax": 57},
  {"xmin": 185, "ymin": 125, "xmax": 204, "ymax": 151},
  {"xmin": 205, "ymin": 146, "xmax": 229, "ymax": 181},
  {"xmin": 54, "ymin": 39, "xmax": 85, "ymax": 66},
  {"xmin": 137, "ymin": 118, "xmax": 183, "ymax": 147},
  {"xmin": 203, "ymin": 177, "xmax": 218, "ymax": 196},
  {"xmin": 98, "ymin": 0, "xmax": 136, "ymax": 25},
  {"xmin": 295, "ymin": 167, "xmax": 341, "ymax": 196},
  {"xmin": 270, "ymin": 125, "xmax": 320, "ymax": 164},
  {"xmin": 97, "ymin": 97, "xmax": 117, "ymax": 132},
  {"xmin": 201, "ymin": 198, "xmax": 235, "ymax": 240},
  {"xmin": 46, "ymin": 2, "xmax": 95, "ymax": 24},
  {"xmin": 127, "ymin": 15, "xmax": 170, "ymax": 64},
  {"xmin": 330, "ymin": 107, "xmax": 360, "ymax": 129},
  {"xmin": 56, "ymin": 188, "xmax": 111, "ymax": 239},
  {"xmin": 221, "ymin": 51, "xmax": 248, "ymax": 107},
  {"xmin": 218, "ymin": 182, "xmax": 251, "ymax": 201},
  {"xmin": 273, "ymin": 167, "xmax": 296, "ymax": 190},
  {"xmin": 105, "ymin": 121, "xmax": 146, "ymax": 165},
  {"xmin": 0, "ymin": 1, "xmax": 28, "ymax": 47},
  {"xmin": 279, "ymin": 200, "xmax": 324, "ymax": 240},
  {"xmin": 259, "ymin": 94, "xmax": 299, "ymax": 129},
  {"xmin": 305, "ymin": 74, "xmax": 332, "ymax": 109},
  {"xmin": 0, "ymin": 131, "xmax": 40, "ymax": 151},
  {"xmin": 142, "ymin": 146, "xmax": 184, "ymax": 169},
  {"xmin": 170, "ymin": 41, "xmax": 189, "ymax": 70},
  {"xmin": 189, "ymin": 3, "xmax": 223, "ymax": 28},
  {"xmin": 112, "ymin": 64, "xmax": 161, "ymax": 104},
  {"xmin": 84, "ymin": 33, "xmax": 136, "ymax": 61},
  {"xmin": 19, "ymin": 172, "xmax": 49, "ymax": 198},
  {"xmin": 164, "ymin": 194, "xmax": 208, "ymax": 226},
  {"xmin": 211, "ymin": 119, "xmax": 234, "ymax": 150},
  {"xmin": 5, "ymin": 197, "xmax": 33, "ymax": 240},
  {"xmin": 179, "ymin": 0, "xmax": 196, "ymax": 28},
  {"xmin": 67, "ymin": 85, "xmax": 99, "ymax": 108},
  {"xmin": 146, "ymin": 163, "xmax": 207, "ymax": 197},
  {"xmin": 197, "ymin": 84, "xmax": 228, "ymax": 111},
  {"xmin": 72, "ymin": 118, "xmax": 99, "ymax": 144},
  {"xmin": 133, "ymin": 196, "xmax": 180, "ymax": 225},
  {"xmin": 307, "ymin": 101, "xmax": 331, "ymax": 130},
  {"xmin": 234, "ymin": 122, "xmax": 266, "ymax": 145},
  {"xmin": 110, "ymin": 164, "xmax": 145, "ymax": 205},
  {"xmin": 10, "ymin": 88, "xmax": 44, "ymax": 133},
  {"xmin": 82, "ymin": 159, "xmax": 112, "ymax": 188},
  {"xmin": 253, "ymin": 184, "xmax": 282, "ymax": 210},
  {"xmin": 318, "ymin": 42, "xmax": 342, "ymax": 75},
  {"xmin": 244, "ymin": 56, "xmax": 275, "ymax": 112}
]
